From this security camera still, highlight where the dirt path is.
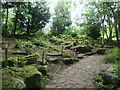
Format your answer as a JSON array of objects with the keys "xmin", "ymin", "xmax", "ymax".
[{"xmin": 45, "ymin": 54, "xmax": 112, "ymax": 88}]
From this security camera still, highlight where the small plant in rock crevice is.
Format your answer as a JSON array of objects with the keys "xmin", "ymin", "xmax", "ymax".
[{"xmin": 63, "ymin": 49, "xmax": 76, "ymax": 57}]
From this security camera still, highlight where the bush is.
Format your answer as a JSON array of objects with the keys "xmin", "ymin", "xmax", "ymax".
[
  {"xmin": 22, "ymin": 41, "xmax": 35, "ymax": 54},
  {"xmin": 32, "ymin": 38, "xmax": 46, "ymax": 47},
  {"xmin": 105, "ymin": 48, "xmax": 120, "ymax": 63},
  {"xmin": 14, "ymin": 39, "xmax": 23, "ymax": 49}
]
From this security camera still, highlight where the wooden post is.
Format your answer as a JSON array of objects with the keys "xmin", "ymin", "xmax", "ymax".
[
  {"xmin": 61, "ymin": 45, "xmax": 64, "ymax": 60},
  {"xmin": 5, "ymin": 43, "xmax": 8, "ymax": 67},
  {"xmin": 42, "ymin": 50, "xmax": 45, "ymax": 63}
]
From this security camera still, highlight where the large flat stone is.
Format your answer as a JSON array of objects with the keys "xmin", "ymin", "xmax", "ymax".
[
  {"xmin": 46, "ymin": 57, "xmax": 60, "ymax": 63},
  {"xmin": 71, "ymin": 45, "xmax": 92, "ymax": 53},
  {"xmin": 77, "ymin": 54, "xmax": 85, "ymax": 59},
  {"xmin": 46, "ymin": 53, "xmax": 62, "ymax": 56}
]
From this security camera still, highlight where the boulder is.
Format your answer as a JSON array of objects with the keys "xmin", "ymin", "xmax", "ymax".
[
  {"xmin": 101, "ymin": 66, "xmax": 119, "ymax": 87},
  {"xmin": 2, "ymin": 57, "xmax": 18, "ymax": 68},
  {"xmin": 23, "ymin": 66, "xmax": 42, "ymax": 88},
  {"xmin": 96, "ymin": 48, "xmax": 105, "ymax": 54},
  {"xmin": 2, "ymin": 69, "xmax": 26, "ymax": 89},
  {"xmin": 14, "ymin": 79, "xmax": 26, "ymax": 89},
  {"xmin": 102, "ymin": 72, "xmax": 119, "ymax": 86},
  {"xmin": 2, "ymin": 65, "xmax": 43, "ymax": 89},
  {"xmin": 71, "ymin": 45, "xmax": 92, "ymax": 53},
  {"xmin": 63, "ymin": 58, "xmax": 79, "ymax": 65},
  {"xmin": 18, "ymin": 53, "xmax": 40, "ymax": 65},
  {"xmin": 46, "ymin": 53, "xmax": 62, "ymax": 56}
]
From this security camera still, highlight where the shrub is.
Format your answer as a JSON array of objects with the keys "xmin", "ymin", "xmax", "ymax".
[
  {"xmin": 105, "ymin": 48, "xmax": 120, "ymax": 63},
  {"xmin": 32, "ymin": 38, "xmax": 46, "ymax": 47},
  {"xmin": 22, "ymin": 41, "xmax": 35, "ymax": 54},
  {"xmin": 14, "ymin": 39, "xmax": 23, "ymax": 49}
]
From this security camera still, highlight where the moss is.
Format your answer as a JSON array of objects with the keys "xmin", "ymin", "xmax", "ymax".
[
  {"xmin": 2, "ymin": 57, "xmax": 18, "ymax": 68},
  {"xmin": 2, "ymin": 53, "xmax": 41, "ymax": 68},
  {"xmin": 38, "ymin": 59, "xmax": 48, "ymax": 65},
  {"xmin": 37, "ymin": 65, "xmax": 48, "ymax": 76},
  {"xmin": 2, "ymin": 68, "xmax": 25, "ymax": 89},
  {"xmin": 21, "ymin": 66, "xmax": 42, "ymax": 88}
]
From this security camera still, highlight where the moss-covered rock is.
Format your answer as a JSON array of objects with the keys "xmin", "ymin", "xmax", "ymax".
[
  {"xmin": 96, "ymin": 48, "xmax": 105, "ymax": 54},
  {"xmin": 37, "ymin": 65, "xmax": 48, "ymax": 76},
  {"xmin": 63, "ymin": 58, "xmax": 79, "ymax": 65},
  {"xmin": 22, "ymin": 66, "xmax": 42, "ymax": 88},
  {"xmin": 102, "ymin": 72, "xmax": 119, "ymax": 87},
  {"xmin": 2, "ymin": 57, "xmax": 18, "ymax": 68},
  {"xmin": 24, "ymin": 53, "xmax": 40, "ymax": 64},
  {"xmin": 71, "ymin": 45, "xmax": 92, "ymax": 53},
  {"xmin": 2, "ymin": 65, "xmax": 46, "ymax": 89},
  {"xmin": 2, "ymin": 53, "xmax": 41, "ymax": 68},
  {"xmin": 2, "ymin": 68, "xmax": 26, "ymax": 89}
]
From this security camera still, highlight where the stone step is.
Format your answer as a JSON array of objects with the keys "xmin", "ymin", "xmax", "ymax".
[
  {"xmin": 84, "ymin": 52, "xmax": 96, "ymax": 56},
  {"xmin": 46, "ymin": 53, "xmax": 62, "ymax": 56}
]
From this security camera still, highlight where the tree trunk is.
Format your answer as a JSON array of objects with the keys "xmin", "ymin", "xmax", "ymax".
[
  {"xmin": 13, "ymin": 4, "xmax": 19, "ymax": 36},
  {"xmin": 108, "ymin": 25, "xmax": 113, "ymax": 44},
  {"xmin": 27, "ymin": 22, "xmax": 29, "ymax": 35},
  {"xmin": 5, "ymin": 2, "xmax": 8, "ymax": 33}
]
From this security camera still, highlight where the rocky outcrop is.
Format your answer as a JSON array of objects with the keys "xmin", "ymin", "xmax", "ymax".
[{"xmin": 101, "ymin": 66, "xmax": 119, "ymax": 87}]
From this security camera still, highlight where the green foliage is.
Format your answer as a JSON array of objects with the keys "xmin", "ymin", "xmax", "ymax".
[
  {"xmin": 16, "ymin": 2, "xmax": 50, "ymax": 35},
  {"xmin": 87, "ymin": 23, "xmax": 101, "ymax": 40},
  {"xmin": 2, "ymin": 2, "xmax": 50, "ymax": 35},
  {"xmin": 32, "ymin": 38, "xmax": 46, "ymax": 47},
  {"xmin": 105, "ymin": 65, "xmax": 120, "ymax": 79},
  {"xmin": 14, "ymin": 39, "xmax": 22, "ymax": 49},
  {"xmin": 51, "ymin": 1, "xmax": 71, "ymax": 35},
  {"xmin": 22, "ymin": 41, "xmax": 35, "ymax": 53},
  {"xmin": 96, "ymin": 75, "xmax": 116, "ymax": 90},
  {"xmin": 2, "ymin": 57, "xmax": 18, "ymax": 68},
  {"xmin": 48, "ymin": 44, "xmax": 60, "ymax": 51},
  {"xmin": 5, "ymin": 66, "xmax": 20, "ymax": 72},
  {"xmin": 49, "ymin": 36, "xmax": 58, "ymax": 42},
  {"xmin": 38, "ymin": 65, "xmax": 48, "ymax": 76},
  {"xmin": 105, "ymin": 48, "xmax": 120, "ymax": 63}
]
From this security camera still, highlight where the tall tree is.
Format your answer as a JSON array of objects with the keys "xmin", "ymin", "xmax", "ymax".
[
  {"xmin": 2, "ymin": 2, "xmax": 14, "ymax": 36},
  {"xmin": 16, "ymin": 2, "xmax": 50, "ymax": 35},
  {"xmin": 51, "ymin": 0, "xmax": 71, "ymax": 35}
]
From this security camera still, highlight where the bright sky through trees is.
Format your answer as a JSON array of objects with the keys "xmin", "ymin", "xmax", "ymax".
[{"xmin": 43, "ymin": 0, "xmax": 88, "ymax": 33}]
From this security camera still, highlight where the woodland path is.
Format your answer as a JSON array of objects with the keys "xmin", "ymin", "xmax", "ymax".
[{"xmin": 45, "ymin": 54, "xmax": 112, "ymax": 89}]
